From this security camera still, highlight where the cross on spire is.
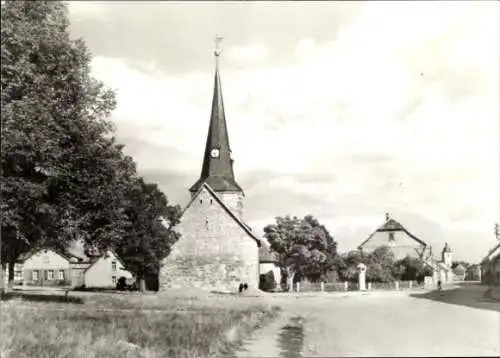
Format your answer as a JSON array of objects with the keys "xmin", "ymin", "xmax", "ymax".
[{"xmin": 214, "ymin": 34, "xmax": 224, "ymax": 68}]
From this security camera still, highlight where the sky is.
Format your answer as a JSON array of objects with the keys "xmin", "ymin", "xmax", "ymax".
[{"xmin": 67, "ymin": 1, "xmax": 499, "ymax": 263}]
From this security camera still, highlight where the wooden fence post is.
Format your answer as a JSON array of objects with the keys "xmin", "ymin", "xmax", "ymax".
[
  {"xmin": 368, "ymin": 282, "xmax": 372, "ymax": 291},
  {"xmin": 395, "ymin": 281, "xmax": 399, "ymax": 290},
  {"xmin": 409, "ymin": 281, "xmax": 412, "ymax": 289},
  {"xmin": 344, "ymin": 281, "xmax": 348, "ymax": 291},
  {"xmin": 320, "ymin": 282, "xmax": 324, "ymax": 292},
  {"xmin": 296, "ymin": 282, "xmax": 300, "ymax": 292}
]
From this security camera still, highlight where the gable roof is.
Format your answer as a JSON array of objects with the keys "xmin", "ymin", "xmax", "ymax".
[
  {"xmin": 358, "ymin": 216, "xmax": 429, "ymax": 250},
  {"xmin": 422, "ymin": 258, "xmax": 451, "ymax": 273},
  {"xmin": 83, "ymin": 249, "xmax": 130, "ymax": 274},
  {"xmin": 182, "ymin": 182, "xmax": 261, "ymax": 247},
  {"xmin": 480, "ymin": 242, "xmax": 500, "ymax": 265},
  {"xmin": 17, "ymin": 248, "xmax": 77, "ymax": 263}
]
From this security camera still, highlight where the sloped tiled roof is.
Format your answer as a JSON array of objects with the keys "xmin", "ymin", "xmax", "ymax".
[
  {"xmin": 358, "ymin": 215, "xmax": 428, "ymax": 250},
  {"xmin": 481, "ymin": 242, "xmax": 500, "ymax": 265}
]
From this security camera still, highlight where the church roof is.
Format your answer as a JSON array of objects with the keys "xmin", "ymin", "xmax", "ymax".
[
  {"xmin": 189, "ymin": 59, "xmax": 243, "ymax": 194},
  {"xmin": 183, "ymin": 182, "xmax": 260, "ymax": 247},
  {"xmin": 358, "ymin": 214, "xmax": 429, "ymax": 250}
]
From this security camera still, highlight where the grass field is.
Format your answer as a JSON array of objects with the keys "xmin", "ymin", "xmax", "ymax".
[{"xmin": 0, "ymin": 289, "xmax": 281, "ymax": 358}]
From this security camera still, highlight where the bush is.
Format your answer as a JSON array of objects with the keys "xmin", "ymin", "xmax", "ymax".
[
  {"xmin": 259, "ymin": 271, "xmax": 276, "ymax": 292},
  {"xmin": 116, "ymin": 277, "xmax": 137, "ymax": 291}
]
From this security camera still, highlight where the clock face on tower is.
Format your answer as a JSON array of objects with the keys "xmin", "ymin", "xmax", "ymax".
[{"xmin": 210, "ymin": 148, "xmax": 220, "ymax": 158}]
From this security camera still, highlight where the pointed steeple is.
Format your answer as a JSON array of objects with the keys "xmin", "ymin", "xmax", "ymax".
[{"xmin": 189, "ymin": 37, "xmax": 243, "ymax": 195}]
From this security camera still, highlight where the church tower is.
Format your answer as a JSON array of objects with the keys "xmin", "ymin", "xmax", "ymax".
[
  {"xmin": 442, "ymin": 242, "xmax": 452, "ymax": 268},
  {"xmin": 159, "ymin": 37, "xmax": 260, "ymax": 293},
  {"xmin": 189, "ymin": 40, "xmax": 244, "ymax": 218}
]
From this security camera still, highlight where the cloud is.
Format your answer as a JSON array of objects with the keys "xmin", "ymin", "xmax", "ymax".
[
  {"xmin": 227, "ymin": 43, "xmax": 270, "ymax": 64},
  {"xmin": 68, "ymin": 1, "xmax": 362, "ymax": 74},
  {"xmin": 71, "ymin": 2, "xmax": 499, "ymax": 262}
]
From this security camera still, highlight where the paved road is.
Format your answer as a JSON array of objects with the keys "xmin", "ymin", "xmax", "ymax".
[{"xmin": 236, "ymin": 284, "xmax": 500, "ymax": 357}]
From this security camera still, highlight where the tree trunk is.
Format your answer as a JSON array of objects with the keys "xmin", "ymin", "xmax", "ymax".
[
  {"xmin": 139, "ymin": 277, "xmax": 146, "ymax": 293},
  {"xmin": 286, "ymin": 267, "xmax": 295, "ymax": 292},
  {"xmin": 7, "ymin": 260, "xmax": 15, "ymax": 290},
  {"xmin": 0, "ymin": 263, "xmax": 5, "ymax": 294}
]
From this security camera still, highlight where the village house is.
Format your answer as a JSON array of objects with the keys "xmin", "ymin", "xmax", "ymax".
[
  {"xmin": 358, "ymin": 213, "xmax": 454, "ymax": 285},
  {"xmin": 452, "ymin": 264, "xmax": 466, "ymax": 281},
  {"xmin": 358, "ymin": 213, "xmax": 431, "ymax": 261},
  {"xmin": 4, "ymin": 243, "xmax": 133, "ymax": 289},
  {"xmin": 480, "ymin": 242, "xmax": 500, "ymax": 286},
  {"xmin": 17, "ymin": 249, "xmax": 74, "ymax": 287},
  {"xmin": 160, "ymin": 44, "xmax": 262, "ymax": 292},
  {"xmin": 465, "ymin": 264, "xmax": 481, "ymax": 281}
]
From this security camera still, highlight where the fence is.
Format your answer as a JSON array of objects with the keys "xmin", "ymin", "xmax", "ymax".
[{"xmin": 294, "ymin": 280, "xmax": 425, "ymax": 293}]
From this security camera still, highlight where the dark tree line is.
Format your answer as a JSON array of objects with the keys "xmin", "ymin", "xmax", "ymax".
[{"xmin": 1, "ymin": 1, "xmax": 181, "ymax": 292}]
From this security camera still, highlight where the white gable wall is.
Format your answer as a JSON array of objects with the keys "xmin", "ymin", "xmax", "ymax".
[
  {"xmin": 160, "ymin": 186, "xmax": 259, "ymax": 291},
  {"xmin": 84, "ymin": 251, "xmax": 133, "ymax": 288},
  {"xmin": 23, "ymin": 250, "xmax": 71, "ymax": 270}
]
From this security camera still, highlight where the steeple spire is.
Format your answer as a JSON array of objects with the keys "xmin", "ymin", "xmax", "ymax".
[{"xmin": 189, "ymin": 36, "xmax": 243, "ymax": 195}]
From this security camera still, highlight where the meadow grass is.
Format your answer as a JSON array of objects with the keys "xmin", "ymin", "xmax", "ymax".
[{"xmin": 0, "ymin": 290, "xmax": 281, "ymax": 358}]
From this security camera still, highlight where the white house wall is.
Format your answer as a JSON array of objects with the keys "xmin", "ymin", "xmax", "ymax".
[{"xmin": 84, "ymin": 251, "xmax": 133, "ymax": 288}]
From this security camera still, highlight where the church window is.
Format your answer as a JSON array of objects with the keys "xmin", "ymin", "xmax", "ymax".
[{"xmin": 210, "ymin": 199, "xmax": 213, "ymax": 205}]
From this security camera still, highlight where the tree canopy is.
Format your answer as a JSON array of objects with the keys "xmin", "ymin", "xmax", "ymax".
[
  {"xmin": 1, "ymin": 1, "xmax": 180, "ymax": 292},
  {"xmin": 1, "ymin": 0, "xmax": 127, "ymax": 265},
  {"xmin": 263, "ymin": 215, "xmax": 338, "ymax": 291},
  {"xmin": 115, "ymin": 178, "xmax": 182, "ymax": 292}
]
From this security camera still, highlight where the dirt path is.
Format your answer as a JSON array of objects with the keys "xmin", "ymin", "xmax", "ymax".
[
  {"xmin": 233, "ymin": 285, "xmax": 500, "ymax": 357},
  {"xmin": 235, "ymin": 308, "xmax": 305, "ymax": 358}
]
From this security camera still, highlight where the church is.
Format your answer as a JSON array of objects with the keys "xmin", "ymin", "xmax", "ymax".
[{"xmin": 159, "ymin": 44, "xmax": 262, "ymax": 292}]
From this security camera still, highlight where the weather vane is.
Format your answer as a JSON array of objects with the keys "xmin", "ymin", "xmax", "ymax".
[{"xmin": 214, "ymin": 34, "xmax": 224, "ymax": 68}]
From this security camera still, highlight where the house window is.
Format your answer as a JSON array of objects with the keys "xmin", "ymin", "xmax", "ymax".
[
  {"xmin": 43, "ymin": 255, "xmax": 50, "ymax": 264},
  {"xmin": 112, "ymin": 276, "xmax": 117, "ymax": 285},
  {"xmin": 58, "ymin": 270, "xmax": 65, "ymax": 280},
  {"xmin": 32, "ymin": 270, "xmax": 39, "ymax": 281},
  {"xmin": 14, "ymin": 269, "xmax": 23, "ymax": 281},
  {"xmin": 47, "ymin": 270, "xmax": 54, "ymax": 280},
  {"xmin": 112, "ymin": 261, "xmax": 117, "ymax": 272}
]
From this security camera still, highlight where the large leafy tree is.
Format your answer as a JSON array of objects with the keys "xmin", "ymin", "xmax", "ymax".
[
  {"xmin": 394, "ymin": 255, "xmax": 434, "ymax": 283},
  {"xmin": 1, "ymin": 1, "xmax": 133, "ymax": 289},
  {"xmin": 263, "ymin": 215, "xmax": 338, "ymax": 291},
  {"xmin": 338, "ymin": 250, "xmax": 363, "ymax": 282},
  {"xmin": 364, "ymin": 246, "xmax": 397, "ymax": 283},
  {"xmin": 115, "ymin": 178, "xmax": 182, "ymax": 292}
]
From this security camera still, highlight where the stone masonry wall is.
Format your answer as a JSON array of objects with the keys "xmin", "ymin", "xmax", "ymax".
[{"xmin": 160, "ymin": 187, "xmax": 259, "ymax": 292}]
